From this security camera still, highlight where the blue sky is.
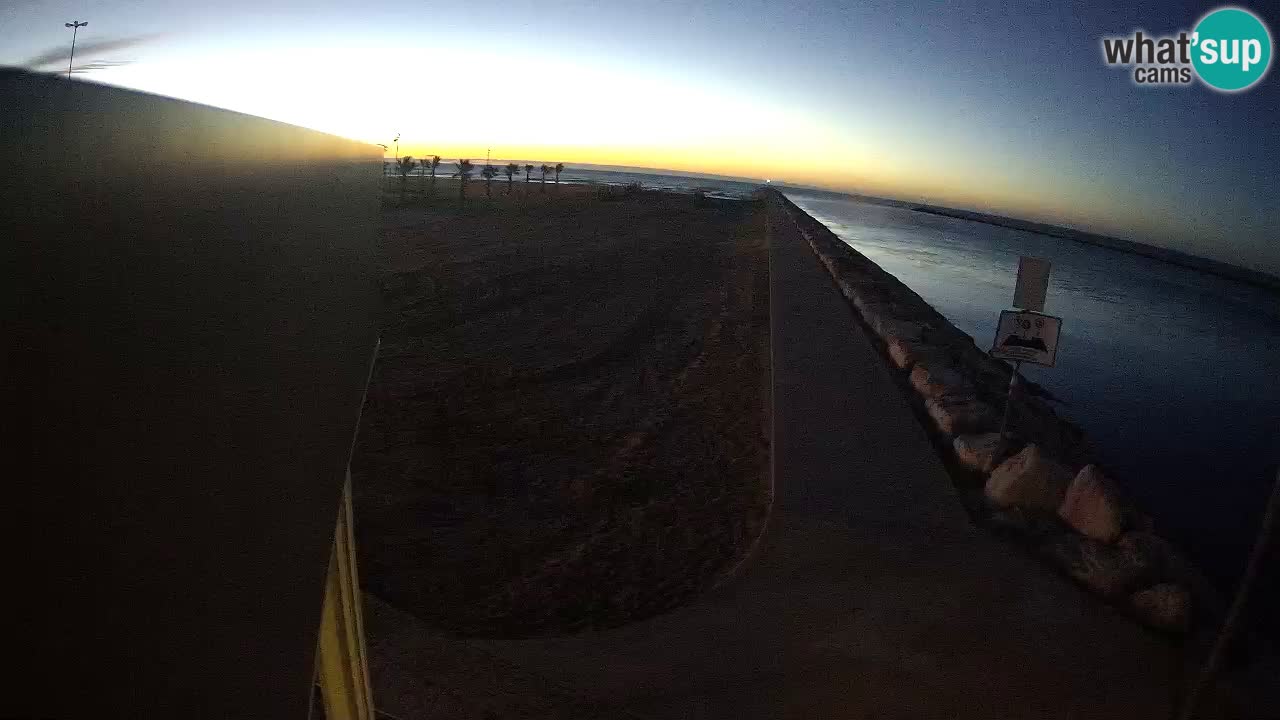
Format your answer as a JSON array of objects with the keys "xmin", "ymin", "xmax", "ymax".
[{"xmin": 3, "ymin": 0, "xmax": 1277, "ymax": 273}]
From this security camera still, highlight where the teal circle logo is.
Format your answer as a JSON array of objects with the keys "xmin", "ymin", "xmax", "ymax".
[{"xmin": 1192, "ymin": 7, "xmax": 1272, "ymax": 91}]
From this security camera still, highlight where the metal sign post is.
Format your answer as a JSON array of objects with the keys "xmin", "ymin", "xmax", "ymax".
[
  {"xmin": 986, "ymin": 257, "xmax": 1061, "ymax": 472},
  {"xmin": 986, "ymin": 360, "xmax": 1022, "ymax": 472}
]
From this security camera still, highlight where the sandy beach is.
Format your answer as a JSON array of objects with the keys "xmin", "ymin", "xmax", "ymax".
[{"xmin": 351, "ymin": 181, "xmax": 771, "ymax": 635}]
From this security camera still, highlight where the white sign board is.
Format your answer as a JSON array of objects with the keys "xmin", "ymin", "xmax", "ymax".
[
  {"xmin": 1012, "ymin": 256, "xmax": 1051, "ymax": 312},
  {"xmin": 990, "ymin": 310, "xmax": 1062, "ymax": 366}
]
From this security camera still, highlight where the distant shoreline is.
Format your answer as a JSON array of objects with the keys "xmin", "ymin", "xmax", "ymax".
[
  {"xmin": 390, "ymin": 162, "xmax": 1280, "ymax": 291},
  {"xmin": 908, "ymin": 203, "xmax": 1280, "ymax": 293},
  {"xmin": 778, "ymin": 186, "xmax": 1280, "ymax": 293}
]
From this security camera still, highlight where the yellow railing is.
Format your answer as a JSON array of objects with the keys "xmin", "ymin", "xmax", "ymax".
[{"xmin": 313, "ymin": 469, "xmax": 375, "ymax": 720}]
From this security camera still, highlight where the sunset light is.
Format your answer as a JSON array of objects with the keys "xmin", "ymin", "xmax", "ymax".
[
  {"xmin": 11, "ymin": 2, "xmax": 1280, "ymax": 717},
  {"xmin": 6, "ymin": 1, "xmax": 1276, "ymax": 273}
]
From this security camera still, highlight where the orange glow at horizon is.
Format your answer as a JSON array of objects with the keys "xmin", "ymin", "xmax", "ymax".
[
  {"xmin": 83, "ymin": 41, "xmax": 1179, "ymax": 251},
  {"xmin": 391, "ymin": 139, "xmax": 1145, "ymax": 238}
]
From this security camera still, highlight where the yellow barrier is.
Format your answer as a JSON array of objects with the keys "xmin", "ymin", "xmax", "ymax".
[{"xmin": 314, "ymin": 470, "xmax": 375, "ymax": 720}]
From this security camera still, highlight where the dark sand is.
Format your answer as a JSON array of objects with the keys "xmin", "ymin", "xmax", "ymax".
[
  {"xmin": 358, "ymin": 195, "xmax": 1207, "ymax": 720},
  {"xmin": 351, "ymin": 184, "xmax": 771, "ymax": 635}
]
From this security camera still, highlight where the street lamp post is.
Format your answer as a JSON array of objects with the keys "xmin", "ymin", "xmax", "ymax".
[{"xmin": 65, "ymin": 21, "xmax": 88, "ymax": 79}]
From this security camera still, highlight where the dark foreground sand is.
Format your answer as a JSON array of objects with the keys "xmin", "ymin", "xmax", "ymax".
[{"xmin": 351, "ymin": 184, "xmax": 771, "ymax": 635}]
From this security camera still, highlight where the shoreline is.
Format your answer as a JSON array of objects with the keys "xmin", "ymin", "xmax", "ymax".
[
  {"xmin": 767, "ymin": 189, "xmax": 1228, "ymax": 636},
  {"xmin": 907, "ymin": 203, "xmax": 1280, "ymax": 293},
  {"xmin": 411, "ymin": 169, "xmax": 1280, "ymax": 292},
  {"xmin": 778, "ymin": 186, "xmax": 1280, "ymax": 293}
]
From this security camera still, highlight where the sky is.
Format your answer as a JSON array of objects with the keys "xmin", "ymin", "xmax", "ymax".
[{"xmin": 3, "ymin": 0, "xmax": 1278, "ymax": 274}]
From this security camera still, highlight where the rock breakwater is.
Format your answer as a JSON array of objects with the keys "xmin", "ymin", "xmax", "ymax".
[{"xmin": 770, "ymin": 190, "xmax": 1220, "ymax": 634}]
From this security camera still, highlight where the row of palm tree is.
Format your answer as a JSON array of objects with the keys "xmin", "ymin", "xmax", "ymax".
[
  {"xmin": 392, "ymin": 154, "xmax": 565, "ymax": 203},
  {"xmin": 393, "ymin": 154, "xmax": 443, "ymax": 202},
  {"xmin": 470, "ymin": 161, "xmax": 565, "ymax": 196}
]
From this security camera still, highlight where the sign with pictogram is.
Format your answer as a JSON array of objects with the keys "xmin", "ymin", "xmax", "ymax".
[{"xmin": 990, "ymin": 310, "xmax": 1062, "ymax": 367}]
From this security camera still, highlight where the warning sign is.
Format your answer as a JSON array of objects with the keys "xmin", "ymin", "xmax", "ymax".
[{"xmin": 991, "ymin": 310, "xmax": 1062, "ymax": 366}]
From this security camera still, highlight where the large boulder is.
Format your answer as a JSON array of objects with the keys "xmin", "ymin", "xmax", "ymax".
[
  {"xmin": 925, "ymin": 397, "xmax": 999, "ymax": 436},
  {"xmin": 1115, "ymin": 531, "xmax": 1183, "ymax": 582},
  {"xmin": 986, "ymin": 505, "xmax": 1060, "ymax": 541},
  {"xmin": 1043, "ymin": 534, "xmax": 1154, "ymax": 598},
  {"xmin": 884, "ymin": 336, "xmax": 919, "ymax": 369},
  {"xmin": 869, "ymin": 315, "xmax": 925, "ymax": 345},
  {"xmin": 1118, "ymin": 532, "xmax": 1224, "ymax": 618},
  {"xmin": 851, "ymin": 290, "xmax": 893, "ymax": 315},
  {"xmin": 1003, "ymin": 397, "xmax": 1090, "ymax": 467},
  {"xmin": 884, "ymin": 321, "xmax": 928, "ymax": 347},
  {"xmin": 835, "ymin": 277, "xmax": 857, "ymax": 300},
  {"xmin": 910, "ymin": 362, "xmax": 975, "ymax": 399},
  {"xmin": 1130, "ymin": 583, "xmax": 1191, "ymax": 632},
  {"xmin": 953, "ymin": 432, "xmax": 1004, "ymax": 472},
  {"xmin": 984, "ymin": 444, "xmax": 1072, "ymax": 511},
  {"xmin": 1058, "ymin": 465, "xmax": 1124, "ymax": 543},
  {"xmin": 886, "ymin": 339, "xmax": 951, "ymax": 372}
]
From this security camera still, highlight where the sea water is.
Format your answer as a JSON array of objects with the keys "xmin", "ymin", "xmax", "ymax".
[{"xmin": 786, "ymin": 191, "xmax": 1280, "ymax": 596}]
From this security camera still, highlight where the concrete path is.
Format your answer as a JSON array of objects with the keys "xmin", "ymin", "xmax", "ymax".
[{"xmin": 369, "ymin": 207, "xmax": 1181, "ymax": 719}]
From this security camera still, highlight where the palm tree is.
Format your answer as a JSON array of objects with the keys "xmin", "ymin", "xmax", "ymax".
[
  {"xmin": 539, "ymin": 164, "xmax": 551, "ymax": 192},
  {"xmin": 481, "ymin": 164, "xmax": 498, "ymax": 198},
  {"xmin": 525, "ymin": 164, "xmax": 534, "ymax": 186},
  {"xmin": 554, "ymin": 162, "xmax": 564, "ymax": 188},
  {"xmin": 504, "ymin": 163, "xmax": 518, "ymax": 193},
  {"xmin": 418, "ymin": 158, "xmax": 429, "ymax": 199},
  {"xmin": 454, "ymin": 159, "xmax": 474, "ymax": 203},
  {"xmin": 396, "ymin": 156, "xmax": 415, "ymax": 202},
  {"xmin": 427, "ymin": 155, "xmax": 442, "ymax": 197}
]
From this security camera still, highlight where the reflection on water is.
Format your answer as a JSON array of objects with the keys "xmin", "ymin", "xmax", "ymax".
[{"xmin": 788, "ymin": 192, "xmax": 1280, "ymax": 585}]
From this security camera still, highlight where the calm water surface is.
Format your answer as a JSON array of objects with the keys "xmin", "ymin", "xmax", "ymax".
[{"xmin": 787, "ymin": 192, "xmax": 1280, "ymax": 586}]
